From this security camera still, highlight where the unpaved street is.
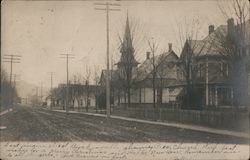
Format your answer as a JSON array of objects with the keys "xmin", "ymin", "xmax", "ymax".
[{"xmin": 0, "ymin": 106, "xmax": 248, "ymax": 143}]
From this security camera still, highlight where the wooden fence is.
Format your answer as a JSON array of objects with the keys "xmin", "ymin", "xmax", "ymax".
[{"xmin": 112, "ymin": 105, "xmax": 249, "ymax": 131}]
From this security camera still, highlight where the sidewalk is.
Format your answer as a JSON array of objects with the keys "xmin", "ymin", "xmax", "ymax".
[
  {"xmin": 53, "ymin": 109, "xmax": 249, "ymax": 139},
  {"xmin": 0, "ymin": 108, "xmax": 13, "ymax": 130},
  {"xmin": 0, "ymin": 108, "xmax": 13, "ymax": 116}
]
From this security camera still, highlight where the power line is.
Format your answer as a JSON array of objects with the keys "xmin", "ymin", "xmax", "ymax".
[
  {"xmin": 94, "ymin": 2, "xmax": 121, "ymax": 118},
  {"xmin": 3, "ymin": 54, "xmax": 22, "ymax": 107},
  {"xmin": 3, "ymin": 54, "xmax": 21, "ymax": 86},
  {"xmin": 60, "ymin": 53, "xmax": 75, "ymax": 114},
  {"xmin": 47, "ymin": 72, "xmax": 55, "ymax": 110}
]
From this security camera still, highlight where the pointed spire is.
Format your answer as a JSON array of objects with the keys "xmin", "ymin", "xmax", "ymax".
[
  {"xmin": 121, "ymin": 13, "xmax": 133, "ymax": 54},
  {"xmin": 117, "ymin": 13, "xmax": 139, "ymax": 68}
]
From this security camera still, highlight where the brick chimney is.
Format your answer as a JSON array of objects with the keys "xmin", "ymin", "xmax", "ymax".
[
  {"xmin": 168, "ymin": 43, "xmax": 172, "ymax": 52},
  {"xmin": 227, "ymin": 18, "xmax": 234, "ymax": 37},
  {"xmin": 146, "ymin": 51, "xmax": 150, "ymax": 60},
  {"xmin": 209, "ymin": 25, "xmax": 214, "ymax": 34}
]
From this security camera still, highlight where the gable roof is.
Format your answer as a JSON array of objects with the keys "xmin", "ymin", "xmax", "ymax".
[
  {"xmin": 135, "ymin": 51, "xmax": 179, "ymax": 82},
  {"xmin": 184, "ymin": 19, "xmax": 250, "ymax": 58},
  {"xmin": 185, "ymin": 25, "xmax": 227, "ymax": 58},
  {"xmin": 100, "ymin": 69, "xmax": 119, "ymax": 84}
]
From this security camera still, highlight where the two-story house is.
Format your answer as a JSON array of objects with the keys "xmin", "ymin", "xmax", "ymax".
[{"xmin": 180, "ymin": 18, "xmax": 250, "ymax": 108}]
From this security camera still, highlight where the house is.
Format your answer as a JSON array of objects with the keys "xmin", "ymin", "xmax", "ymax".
[
  {"xmin": 180, "ymin": 18, "xmax": 250, "ymax": 108},
  {"xmin": 99, "ymin": 15, "xmax": 184, "ymax": 108},
  {"xmin": 130, "ymin": 43, "xmax": 184, "ymax": 105},
  {"xmin": 105, "ymin": 44, "xmax": 185, "ymax": 108},
  {"xmin": 52, "ymin": 83, "xmax": 100, "ymax": 111}
]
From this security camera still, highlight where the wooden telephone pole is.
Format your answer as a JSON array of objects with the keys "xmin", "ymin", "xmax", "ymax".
[
  {"xmin": 60, "ymin": 54, "xmax": 75, "ymax": 114},
  {"xmin": 94, "ymin": 2, "xmax": 120, "ymax": 118},
  {"xmin": 3, "ymin": 54, "xmax": 21, "ymax": 107},
  {"xmin": 48, "ymin": 72, "xmax": 55, "ymax": 110}
]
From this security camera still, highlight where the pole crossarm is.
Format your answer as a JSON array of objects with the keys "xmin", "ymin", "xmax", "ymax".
[
  {"xmin": 3, "ymin": 57, "xmax": 21, "ymax": 60},
  {"xmin": 3, "ymin": 61, "xmax": 20, "ymax": 63},
  {"xmin": 4, "ymin": 54, "xmax": 22, "ymax": 57},
  {"xmin": 2, "ymin": 54, "xmax": 22, "ymax": 106},
  {"xmin": 60, "ymin": 57, "xmax": 75, "ymax": 59},
  {"xmin": 94, "ymin": 2, "xmax": 120, "ymax": 6}
]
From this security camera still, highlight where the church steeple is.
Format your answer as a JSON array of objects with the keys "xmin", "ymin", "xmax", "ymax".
[
  {"xmin": 118, "ymin": 14, "xmax": 139, "ymax": 68},
  {"xmin": 120, "ymin": 14, "xmax": 134, "ymax": 54}
]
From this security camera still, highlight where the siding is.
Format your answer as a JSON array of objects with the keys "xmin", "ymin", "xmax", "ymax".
[{"xmin": 162, "ymin": 88, "xmax": 170, "ymax": 103}]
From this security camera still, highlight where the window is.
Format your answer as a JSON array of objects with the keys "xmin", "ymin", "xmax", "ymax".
[
  {"xmin": 177, "ymin": 68, "xmax": 184, "ymax": 80},
  {"xmin": 221, "ymin": 63, "xmax": 228, "ymax": 77},
  {"xmin": 198, "ymin": 63, "xmax": 202, "ymax": 78},
  {"xmin": 198, "ymin": 63, "xmax": 204, "ymax": 78}
]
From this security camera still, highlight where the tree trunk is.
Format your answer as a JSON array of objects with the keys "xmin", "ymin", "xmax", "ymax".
[
  {"xmin": 231, "ymin": 58, "xmax": 248, "ymax": 106},
  {"xmin": 127, "ymin": 87, "xmax": 131, "ymax": 108}
]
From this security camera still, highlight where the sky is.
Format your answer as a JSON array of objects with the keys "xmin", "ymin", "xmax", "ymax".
[{"xmin": 1, "ymin": 0, "xmax": 231, "ymax": 89}]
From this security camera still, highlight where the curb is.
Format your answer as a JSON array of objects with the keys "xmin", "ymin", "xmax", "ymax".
[{"xmin": 0, "ymin": 108, "xmax": 13, "ymax": 116}]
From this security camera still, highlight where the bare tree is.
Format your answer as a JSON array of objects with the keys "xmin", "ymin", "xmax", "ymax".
[
  {"xmin": 1, "ymin": 69, "xmax": 18, "ymax": 108},
  {"xmin": 83, "ymin": 65, "xmax": 91, "ymax": 112},
  {"xmin": 176, "ymin": 18, "xmax": 206, "ymax": 109},
  {"xmin": 214, "ymin": 0, "xmax": 249, "ymax": 105},
  {"xmin": 69, "ymin": 73, "xmax": 82, "ymax": 110},
  {"xmin": 147, "ymin": 38, "xmax": 159, "ymax": 108}
]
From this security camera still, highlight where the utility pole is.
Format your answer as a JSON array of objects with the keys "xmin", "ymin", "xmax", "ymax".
[
  {"xmin": 3, "ymin": 54, "xmax": 21, "ymax": 107},
  {"xmin": 48, "ymin": 72, "xmax": 55, "ymax": 110},
  {"xmin": 94, "ymin": 2, "xmax": 120, "ymax": 118},
  {"xmin": 60, "ymin": 54, "xmax": 75, "ymax": 114},
  {"xmin": 36, "ymin": 87, "xmax": 39, "ymax": 107},
  {"xmin": 40, "ymin": 82, "xmax": 43, "ymax": 104},
  {"xmin": 12, "ymin": 74, "xmax": 20, "ymax": 105},
  {"xmin": 26, "ymin": 96, "xmax": 28, "ymax": 105}
]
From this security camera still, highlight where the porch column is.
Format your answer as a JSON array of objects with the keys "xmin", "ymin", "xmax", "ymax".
[
  {"xmin": 118, "ymin": 89, "xmax": 120, "ymax": 105},
  {"xmin": 209, "ymin": 88, "xmax": 212, "ymax": 106},
  {"xmin": 231, "ymin": 87, "xmax": 234, "ymax": 106},
  {"xmin": 139, "ymin": 87, "xmax": 141, "ymax": 103},
  {"xmin": 144, "ymin": 88, "xmax": 146, "ymax": 103},
  {"xmin": 215, "ymin": 86, "xmax": 218, "ymax": 107}
]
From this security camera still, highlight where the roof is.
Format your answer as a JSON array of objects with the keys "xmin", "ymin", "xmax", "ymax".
[
  {"xmin": 100, "ymin": 69, "xmax": 119, "ymax": 83},
  {"xmin": 186, "ymin": 25, "xmax": 227, "ymax": 57},
  {"xmin": 185, "ymin": 19, "xmax": 250, "ymax": 58},
  {"xmin": 58, "ymin": 84, "xmax": 100, "ymax": 90},
  {"xmin": 135, "ymin": 50, "xmax": 179, "ymax": 82}
]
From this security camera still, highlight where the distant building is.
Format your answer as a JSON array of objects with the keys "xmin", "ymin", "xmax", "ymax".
[{"xmin": 52, "ymin": 83, "xmax": 100, "ymax": 110}]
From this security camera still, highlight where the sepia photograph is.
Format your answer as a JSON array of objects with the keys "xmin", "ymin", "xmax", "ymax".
[{"xmin": 0, "ymin": 0, "xmax": 249, "ymax": 159}]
